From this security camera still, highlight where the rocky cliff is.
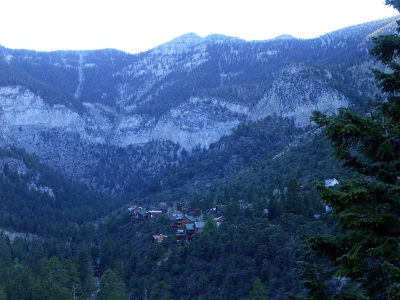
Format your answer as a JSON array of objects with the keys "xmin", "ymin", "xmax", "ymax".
[{"xmin": 0, "ymin": 16, "xmax": 396, "ymax": 192}]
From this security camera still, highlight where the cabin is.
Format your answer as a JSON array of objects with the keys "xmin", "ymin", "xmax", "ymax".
[
  {"xmin": 185, "ymin": 223, "xmax": 195, "ymax": 239},
  {"xmin": 152, "ymin": 234, "xmax": 167, "ymax": 243},
  {"xmin": 214, "ymin": 216, "xmax": 225, "ymax": 223},
  {"xmin": 194, "ymin": 221, "xmax": 204, "ymax": 233},
  {"xmin": 134, "ymin": 210, "xmax": 148, "ymax": 220},
  {"xmin": 148, "ymin": 210, "xmax": 163, "ymax": 218},
  {"xmin": 169, "ymin": 215, "xmax": 194, "ymax": 231},
  {"xmin": 176, "ymin": 230, "xmax": 186, "ymax": 242}
]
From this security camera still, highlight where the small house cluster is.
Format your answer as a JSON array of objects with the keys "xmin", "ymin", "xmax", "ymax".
[
  {"xmin": 128, "ymin": 203, "xmax": 225, "ymax": 243},
  {"xmin": 129, "ymin": 178, "xmax": 338, "ymax": 243},
  {"xmin": 128, "ymin": 204, "xmax": 164, "ymax": 220},
  {"xmin": 169, "ymin": 213, "xmax": 207, "ymax": 242}
]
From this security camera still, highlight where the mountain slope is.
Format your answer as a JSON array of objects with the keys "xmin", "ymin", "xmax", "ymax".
[{"xmin": 0, "ymin": 17, "xmax": 397, "ymax": 194}]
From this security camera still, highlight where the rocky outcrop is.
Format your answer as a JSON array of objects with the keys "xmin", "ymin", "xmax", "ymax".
[
  {"xmin": 0, "ymin": 76, "xmax": 347, "ymax": 154},
  {"xmin": 112, "ymin": 97, "xmax": 250, "ymax": 149},
  {"xmin": 252, "ymin": 64, "xmax": 348, "ymax": 126},
  {"xmin": 0, "ymin": 61, "xmax": 350, "ymax": 151},
  {"xmin": 0, "ymin": 86, "xmax": 87, "ymax": 133}
]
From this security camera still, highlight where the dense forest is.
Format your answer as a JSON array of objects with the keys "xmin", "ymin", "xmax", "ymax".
[{"xmin": 0, "ymin": 122, "xmax": 351, "ymax": 299}]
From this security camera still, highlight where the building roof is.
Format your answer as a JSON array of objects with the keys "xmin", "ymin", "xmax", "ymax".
[
  {"xmin": 325, "ymin": 178, "xmax": 339, "ymax": 187},
  {"xmin": 195, "ymin": 221, "xmax": 204, "ymax": 229},
  {"xmin": 185, "ymin": 215, "xmax": 195, "ymax": 222},
  {"xmin": 152, "ymin": 234, "xmax": 167, "ymax": 243},
  {"xmin": 185, "ymin": 223, "xmax": 195, "ymax": 230},
  {"xmin": 214, "ymin": 216, "xmax": 225, "ymax": 222},
  {"xmin": 136, "ymin": 210, "xmax": 147, "ymax": 217},
  {"xmin": 170, "ymin": 215, "xmax": 183, "ymax": 221}
]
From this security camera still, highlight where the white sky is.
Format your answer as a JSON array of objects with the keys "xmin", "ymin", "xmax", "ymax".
[{"xmin": 0, "ymin": 0, "xmax": 398, "ymax": 54}]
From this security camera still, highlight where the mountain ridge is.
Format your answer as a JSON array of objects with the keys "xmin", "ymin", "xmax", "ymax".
[{"xmin": 0, "ymin": 16, "xmax": 397, "ymax": 194}]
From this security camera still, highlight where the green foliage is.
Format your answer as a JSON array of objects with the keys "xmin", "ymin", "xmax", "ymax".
[
  {"xmin": 0, "ymin": 146, "xmax": 123, "ymax": 241},
  {"xmin": 0, "ymin": 59, "xmax": 84, "ymax": 113},
  {"xmin": 0, "ymin": 290, "xmax": 5, "ymax": 300},
  {"xmin": 308, "ymin": 6, "xmax": 400, "ymax": 298},
  {"xmin": 203, "ymin": 215, "xmax": 218, "ymax": 232},
  {"xmin": 96, "ymin": 210, "xmax": 341, "ymax": 299},
  {"xmin": 249, "ymin": 278, "xmax": 269, "ymax": 300},
  {"xmin": 150, "ymin": 281, "xmax": 172, "ymax": 300},
  {"xmin": 285, "ymin": 179, "xmax": 307, "ymax": 215},
  {"xmin": 97, "ymin": 269, "xmax": 127, "ymax": 300}
]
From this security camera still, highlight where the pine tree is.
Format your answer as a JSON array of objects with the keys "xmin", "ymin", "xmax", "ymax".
[
  {"xmin": 284, "ymin": 179, "xmax": 306, "ymax": 215},
  {"xmin": 203, "ymin": 215, "xmax": 218, "ymax": 232},
  {"xmin": 308, "ymin": 1, "xmax": 400, "ymax": 298},
  {"xmin": 97, "ymin": 268, "xmax": 127, "ymax": 300},
  {"xmin": 249, "ymin": 278, "xmax": 269, "ymax": 300},
  {"xmin": 149, "ymin": 281, "xmax": 172, "ymax": 300}
]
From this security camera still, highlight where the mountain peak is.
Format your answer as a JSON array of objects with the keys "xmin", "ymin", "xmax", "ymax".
[
  {"xmin": 152, "ymin": 32, "xmax": 203, "ymax": 55},
  {"xmin": 274, "ymin": 34, "xmax": 295, "ymax": 40},
  {"xmin": 203, "ymin": 34, "xmax": 244, "ymax": 43}
]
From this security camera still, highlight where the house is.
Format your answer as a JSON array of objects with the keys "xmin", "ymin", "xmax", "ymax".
[
  {"xmin": 214, "ymin": 204, "xmax": 226, "ymax": 213},
  {"xmin": 325, "ymin": 178, "xmax": 339, "ymax": 187},
  {"xmin": 176, "ymin": 230, "xmax": 186, "ymax": 242},
  {"xmin": 188, "ymin": 206, "xmax": 197, "ymax": 213},
  {"xmin": 214, "ymin": 216, "xmax": 225, "ymax": 223},
  {"xmin": 152, "ymin": 234, "xmax": 167, "ymax": 243},
  {"xmin": 171, "ymin": 210, "xmax": 183, "ymax": 215},
  {"xmin": 148, "ymin": 210, "xmax": 163, "ymax": 218},
  {"xmin": 194, "ymin": 221, "xmax": 204, "ymax": 233},
  {"xmin": 174, "ymin": 223, "xmax": 196, "ymax": 242},
  {"xmin": 185, "ymin": 223, "xmax": 195, "ymax": 237},
  {"xmin": 169, "ymin": 215, "xmax": 195, "ymax": 231},
  {"xmin": 135, "ymin": 210, "xmax": 148, "ymax": 220},
  {"xmin": 128, "ymin": 205, "xmax": 142, "ymax": 213}
]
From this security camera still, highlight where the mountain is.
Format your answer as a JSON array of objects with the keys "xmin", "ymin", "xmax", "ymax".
[
  {"xmin": 0, "ymin": 16, "xmax": 399, "ymax": 300},
  {"xmin": 0, "ymin": 16, "xmax": 397, "ymax": 194}
]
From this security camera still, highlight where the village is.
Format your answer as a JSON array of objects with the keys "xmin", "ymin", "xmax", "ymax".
[
  {"xmin": 127, "ymin": 177, "xmax": 339, "ymax": 244},
  {"xmin": 127, "ymin": 202, "xmax": 227, "ymax": 243}
]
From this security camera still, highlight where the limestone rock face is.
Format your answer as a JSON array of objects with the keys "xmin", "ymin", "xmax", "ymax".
[
  {"xmin": 0, "ymin": 86, "xmax": 84, "ymax": 129},
  {"xmin": 0, "ymin": 70, "xmax": 348, "ymax": 152},
  {"xmin": 113, "ymin": 97, "xmax": 250, "ymax": 149},
  {"xmin": 252, "ymin": 64, "xmax": 349, "ymax": 127},
  {"xmin": 0, "ymin": 86, "xmax": 103, "ymax": 147},
  {"xmin": 0, "ymin": 16, "xmax": 395, "ymax": 187}
]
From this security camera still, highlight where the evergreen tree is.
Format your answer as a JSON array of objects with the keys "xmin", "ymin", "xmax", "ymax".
[
  {"xmin": 97, "ymin": 268, "xmax": 127, "ymax": 300},
  {"xmin": 31, "ymin": 256, "xmax": 71, "ymax": 300},
  {"xmin": 249, "ymin": 278, "xmax": 269, "ymax": 300},
  {"xmin": 203, "ymin": 215, "xmax": 218, "ymax": 232},
  {"xmin": 309, "ymin": 1, "xmax": 400, "ymax": 298},
  {"xmin": 149, "ymin": 281, "xmax": 172, "ymax": 300},
  {"xmin": 284, "ymin": 179, "xmax": 306, "ymax": 215},
  {"xmin": 76, "ymin": 251, "xmax": 91, "ymax": 286}
]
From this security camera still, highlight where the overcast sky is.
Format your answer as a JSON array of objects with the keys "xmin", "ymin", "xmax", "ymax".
[{"xmin": 0, "ymin": 0, "xmax": 398, "ymax": 54}]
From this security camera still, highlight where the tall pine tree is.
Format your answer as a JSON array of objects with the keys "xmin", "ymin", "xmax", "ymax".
[{"xmin": 308, "ymin": 1, "xmax": 400, "ymax": 298}]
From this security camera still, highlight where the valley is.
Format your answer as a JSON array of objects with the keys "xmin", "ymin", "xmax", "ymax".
[{"xmin": 0, "ymin": 15, "xmax": 398, "ymax": 299}]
